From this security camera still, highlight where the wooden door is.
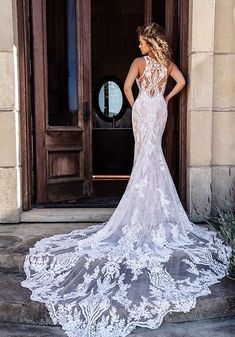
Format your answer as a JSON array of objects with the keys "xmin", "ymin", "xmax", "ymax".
[
  {"xmin": 164, "ymin": 0, "xmax": 180, "ymax": 187},
  {"xmin": 31, "ymin": 0, "xmax": 92, "ymax": 203}
]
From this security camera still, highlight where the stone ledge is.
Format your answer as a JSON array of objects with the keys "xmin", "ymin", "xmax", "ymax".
[
  {"xmin": 0, "ymin": 317, "xmax": 234, "ymax": 337},
  {"xmin": 20, "ymin": 208, "xmax": 115, "ymax": 223}
]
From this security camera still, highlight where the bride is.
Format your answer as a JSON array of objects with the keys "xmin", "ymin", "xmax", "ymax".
[{"xmin": 21, "ymin": 23, "xmax": 232, "ymax": 337}]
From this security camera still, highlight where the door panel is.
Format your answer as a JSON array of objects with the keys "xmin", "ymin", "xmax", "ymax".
[
  {"xmin": 32, "ymin": 0, "xmax": 92, "ymax": 203},
  {"xmin": 164, "ymin": 0, "xmax": 179, "ymax": 187}
]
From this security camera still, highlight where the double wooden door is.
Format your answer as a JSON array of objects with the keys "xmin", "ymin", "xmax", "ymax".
[{"xmin": 30, "ymin": 0, "xmax": 184, "ymax": 204}]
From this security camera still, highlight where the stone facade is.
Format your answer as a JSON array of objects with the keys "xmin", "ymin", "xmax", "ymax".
[
  {"xmin": 187, "ymin": 0, "xmax": 235, "ymax": 221},
  {"xmin": 0, "ymin": 0, "xmax": 21, "ymax": 223},
  {"xmin": 0, "ymin": 0, "xmax": 234, "ymax": 223}
]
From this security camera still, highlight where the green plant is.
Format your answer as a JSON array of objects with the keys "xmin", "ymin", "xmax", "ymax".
[{"xmin": 204, "ymin": 200, "xmax": 235, "ymax": 278}]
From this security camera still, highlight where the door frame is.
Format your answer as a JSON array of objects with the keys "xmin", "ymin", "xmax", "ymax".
[
  {"xmin": 178, "ymin": 0, "xmax": 189, "ymax": 207},
  {"xmin": 17, "ymin": 0, "xmax": 188, "ymax": 210},
  {"xmin": 16, "ymin": 0, "xmax": 33, "ymax": 210}
]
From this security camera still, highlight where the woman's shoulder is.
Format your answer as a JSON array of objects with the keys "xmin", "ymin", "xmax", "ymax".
[
  {"xmin": 131, "ymin": 57, "xmax": 146, "ymax": 69},
  {"xmin": 132, "ymin": 57, "xmax": 146, "ymax": 64}
]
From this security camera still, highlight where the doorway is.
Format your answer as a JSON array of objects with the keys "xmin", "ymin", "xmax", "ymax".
[
  {"xmin": 91, "ymin": 0, "xmax": 180, "ymax": 204},
  {"xmin": 20, "ymin": 0, "xmax": 188, "ymax": 209}
]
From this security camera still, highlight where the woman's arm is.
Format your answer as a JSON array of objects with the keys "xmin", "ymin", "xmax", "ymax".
[
  {"xmin": 124, "ymin": 58, "xmax": 139, "ymax": 107},
  {"xmin": 165, "ymin": 62, "xmax": 186, "ymax": 105}
]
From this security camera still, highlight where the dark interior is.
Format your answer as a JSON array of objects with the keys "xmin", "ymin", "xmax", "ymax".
[{"xmin": 91, "ymin": 0, "xmax": 166, "ymax": 201}]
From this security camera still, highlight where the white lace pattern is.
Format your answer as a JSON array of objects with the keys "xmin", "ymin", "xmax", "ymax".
[{"xmin": 21, "ymin": 55, "xmax": 232, "ymax": 337}]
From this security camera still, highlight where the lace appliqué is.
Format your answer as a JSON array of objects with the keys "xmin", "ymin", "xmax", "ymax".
[{"xmin": 136, "ymin": 55, "xmax": 167, "ymax": 97}]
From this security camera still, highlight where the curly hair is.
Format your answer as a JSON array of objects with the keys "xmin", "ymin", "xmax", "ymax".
[{"xmin": 136, "ymin": 22, "xmax": 172, "ymax": 66}]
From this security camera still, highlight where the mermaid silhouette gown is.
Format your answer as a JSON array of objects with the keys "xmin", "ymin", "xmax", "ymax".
[{"xmin": 21, "ymin": 55, "xmax": 232, "ymax": 337}]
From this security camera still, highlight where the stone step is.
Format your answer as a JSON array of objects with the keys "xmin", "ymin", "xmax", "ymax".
[
  {"xmin": 0, "ymin": 322, "xmax": 66, "ymax": 337},
  {"xmin": 132, "ymin": 317, "xmax": 235, "ymax": 337},
  {"xmin": 0, "ymin": 222, "xmax": 212, "ymax": 273},
  {"xmin": 0, "ymin": 317, "xmax": 234, "ymax": 337},
  {"xmin": 0, "ymin": 222, "xmax": 96, "ymax": 273},
  {"xmin": 20, "ymin": 208, "xmax": 114, "ymax": 223},
  {"xmin": 0, "ymin": 272, "xmax": 234, "ymax": 327}
]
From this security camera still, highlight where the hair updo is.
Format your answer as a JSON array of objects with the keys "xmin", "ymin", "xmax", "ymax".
[{"xmin": 136, "ymin": 22, "xmax": 172, "ymax": 66}]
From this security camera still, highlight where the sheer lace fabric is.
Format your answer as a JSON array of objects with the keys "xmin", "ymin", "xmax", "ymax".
[{"xmin": 21, "ymin": 55, "xmax": 232, "ymax": 337}]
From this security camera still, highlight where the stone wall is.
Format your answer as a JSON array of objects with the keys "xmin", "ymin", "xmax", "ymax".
[
  {"xmin": 187, "ymin": 0, "xmax": 235, "ymax": 221},
  {"xmin": 0, "ymin": 0, "xmax": 21, "ymax": 223}
]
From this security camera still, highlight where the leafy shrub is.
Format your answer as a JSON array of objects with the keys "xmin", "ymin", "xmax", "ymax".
[{"xmin": 204, "ymin": 203, "xmax": 235, "ymax": 276}]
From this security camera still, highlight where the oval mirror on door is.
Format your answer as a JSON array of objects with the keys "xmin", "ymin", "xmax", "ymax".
[{"xmin": 94, "ymin": 76, "xmax": 127, "ymax": 122}]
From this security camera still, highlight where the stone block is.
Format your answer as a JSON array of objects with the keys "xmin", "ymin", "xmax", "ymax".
[
  {"xmin": 212, "ymin": 111, "xmax": 235, "ymax": 165},
  {"xmin": 189, "ymin": 0, "xmax": 215, "ymax": 53},
  {"xmin": 0, "ymin": 110, "xmax": 18, "ymax": 167},
  {"xmin": 213, "ymin": 54, "xmax": 235, "ymax": 109},
  {"xmin": 0, "ymin": 52, "xmax": 14, "ymax": 108},
  {"xmin": 187, "ymin": 110, "xmax": 212, "ymax": 166},
  {"xmin": 0, "ymin": 167, "xmax": 21, "ymax": 223},
  {"xmin": 211, "ymin": 166, "xmax": 235, "ymax": 210},
  {"xmin": 0, "ymin": 0, "xmax": 13, "ymax": 51},
  {"xmin": 188, "ymin": 53, "xmax": 214, "ymax": 110},
  {"xmin": 186, "ymin": 166, "xmax": 211, "ymax": 222},
  {"xmin": 214, "ymin": 0, "xmax": 235, "ymax": 53}
]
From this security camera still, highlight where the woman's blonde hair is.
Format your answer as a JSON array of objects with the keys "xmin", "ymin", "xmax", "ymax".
[{"xmin": 136, "ymin": 22, "xmax": 172, "ymax": 66}]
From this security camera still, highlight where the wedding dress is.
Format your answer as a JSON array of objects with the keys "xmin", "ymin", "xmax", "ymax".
[{"xmin": 21, "ymin": 55, "xmax": 232, "ymax": 337}]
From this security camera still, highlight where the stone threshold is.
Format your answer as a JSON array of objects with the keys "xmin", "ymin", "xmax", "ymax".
[{"xmin": 20, "ymin": 207, "xmax": 115, "ymax": 223}]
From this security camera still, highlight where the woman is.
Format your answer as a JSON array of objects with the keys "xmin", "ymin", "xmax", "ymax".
[
  {"xmin": 124, "ymin": 23, "xmax": 185, "ymax": 109},
  {"xmin": 21, "ymin": 23, "xmax": 232, "ymax": 337}
]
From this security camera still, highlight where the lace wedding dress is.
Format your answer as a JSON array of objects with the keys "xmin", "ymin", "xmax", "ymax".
[{"xmin": 21, "ymin": 55, "xmax": 232, "ymax": 337}]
